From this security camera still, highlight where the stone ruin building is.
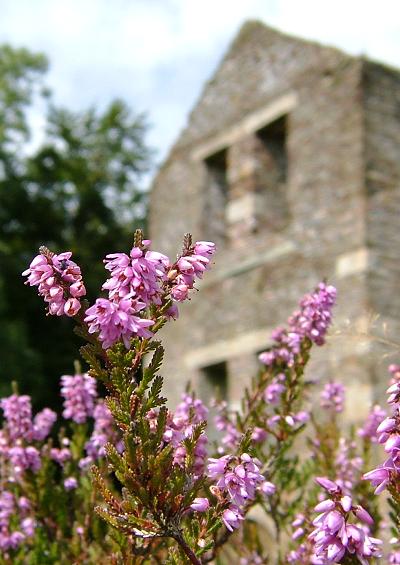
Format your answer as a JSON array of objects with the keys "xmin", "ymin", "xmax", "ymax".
[{"xmin": 149, "ymin": 21, "xmax": 400, "ymax": 420}]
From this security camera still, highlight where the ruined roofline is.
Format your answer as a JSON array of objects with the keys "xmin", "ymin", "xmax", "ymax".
[{"xmin": 151, "ymin": 19, "xmax": 400, "ymax": 180}]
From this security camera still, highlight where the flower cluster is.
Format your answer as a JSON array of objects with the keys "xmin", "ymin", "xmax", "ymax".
[
  {"xmin": 0, "ymin": 394, "xmax": 33, "ymax": 441},
  {"xmin": 309, "ymin": 477, "xmax": 382, "ymax": 563},
  {"xmin": 20, "ymin": 234, "xmax": 400, "ymax": 563},
  {"xmin": 84, "ymin": 238, "xmax": 216, "ymax": 349},
  {"xmin": 0, "ymin": 491, "xmax": 35, "ymax": 552},
  {"xmin": 60, "ymin": 372, "xmax": 97, "ymax": 424},
  {"xmin": 103, "ymin": 244, "xmax": 169, "ymax": 305},
  {"xmin": 363, "ymin": 364, "xmax": 400, "ymax": 493},
  {"xmin": 84, "ymin": 297, "xmax": 154, "ymax": 349},
  {"xmin": 388, "ymin": 538, "xmax": 400, "ymax": 564},
  {"xmin": 320, "ymin": 381, "xmax": 345, "ymax": 413},
  {"xmin": 32, "ymin": 408, "xmax": 58, "ymax": 441},
  {"xmin": 287, "ymin": 513, "xmax": 316, "ymax": 564},
  {"xmin": 207, "ymin": 453, "xmax": 275, "ymax": 531},
  {"xmin": 168, "ymin": 241, "xmax": 216, "ymax": 302},
  {"xmin": 259, "ymin": 282, "xmax": 336, "ymax": 367},
  {"xmin": 358, "ymin": 404, "xmax": 387, "ymax": 443},
  {"xmin": 22, "ymin": 249, "xmax": 86, "ymax": 316},
  {"xmin": 0, "ymin": 369, "xmax": 123, "ymax": 560},
  {"xmin": 149, "ymin": 393, "xmax": 209, "ymax": 477},
  {"xmin": 0, "ymin": 393, "xmax": 56, "ymax": 482},
  {"xmin": 290, "ymin": 282, "xmax": 337, "ymax": 346},
  {"xmin": 264, "ymin": 373, "xmax": 286, "ymax": 404},
  {"xmin": 335, "ymin": 438, "xmax": 363, "ymax": 493},
  {"xmin": 213, "ymin": 400, "xmax": 242, "ymax": 451},
  {"xmin": 82, "ymin": 401, "xmax": 118, "ymax": 466}
]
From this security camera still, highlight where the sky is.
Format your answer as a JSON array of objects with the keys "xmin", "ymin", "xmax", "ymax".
[{"xmin": 1, "ymin": 0, "xmax": 400, "ymax": 175}]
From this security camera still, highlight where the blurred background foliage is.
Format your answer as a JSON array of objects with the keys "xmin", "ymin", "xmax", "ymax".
[{"xmin": 0, "ymin": 44, "xmax": 152, "ymax": 409}]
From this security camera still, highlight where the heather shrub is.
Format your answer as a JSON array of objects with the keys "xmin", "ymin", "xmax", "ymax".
[{"xmin": 1, "ymin": 229, "xmax": 399, "ymax": 563}]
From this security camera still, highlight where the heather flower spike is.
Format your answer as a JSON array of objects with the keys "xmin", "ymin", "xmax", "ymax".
[
  {"xmin": 309, "ymin": 478, "xmax": 382, "ymax": 563},
  {"xmin": 22, "ymin": 247, "xmax": 86, "ymax": 316},
  {"xmin": 258, "ymin": 282, "xmax": 336, "ymax": 368},
  {"xmin": 363, "ymin": 364, "xmax": 400, "ymax": 496}
]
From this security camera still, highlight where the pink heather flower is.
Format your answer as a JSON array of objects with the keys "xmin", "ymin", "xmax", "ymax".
[
  {"xmin": 353, "ymin": 506, "xmax": 374, "ymax": 526},
  {"xmin": 18, "ymin": 497, "xmax": 31, "ymax": 511},
  {"xmin": 310, "ymin": 478, "xmax": 382, "ymax": 563},
  {"xmin": 32, "ymin": 408, "xmax": 57, "ymax": 441},
  {"xmin": 292, "ymin": 527, "xmax": 305, "ymax": 541},
  {"xmin": 315, "ymin": 500, "xmax": 336, "ymax": 513},
  {"xmin": 84, "ymin": 401, "xmax": 116, "ymax": 462},
  {"xmin": 363, "ymin": 465, "xmax": 392, "ymax": 494},
  {"xmin": 294, "ymin": 410, "xmax": 310, "ymax": 424},
  {"xmin": 335, "ymin": 437, "xmax": 363, "ymax": 493},
  {"xmin": 165, "ymin": 303, "xmax": 179, "ymax": 320},
  {"xmin": 103, "ymin": 245, "xmax": 169, "ymax": 305},
  {"xmin": 50, "ymin": 447, "xmax": 72, "ymax": 465},
  {"xmin": 207, "ymin": 453, "xmax": 266, "ymax": 518},
  {"xmin": 315, "ymin": 477, "xmax": 341, "ymax": 493},
  {"xmin": 190, "ymin": 497, "xmax": 210, "ymax": 512},
  {"xmin": 387, "ymin": 382, "xmax": 400, "ymax": 405},
  {"xmin": 61, "ymin": 373, "xmax": 97, "ymax": 424},
  {"xmin": 84, "ymin": 298, "xmax": 154, "ymax": 349},
  {"xmin": 207, "ymin": 455, "xmax": 232, "ymax": 479},
  {"xmin": 22, "ymin": 250, "xmax": 86, "ymax": 317},
  {"xmin": 259, "ymin": 283, "xmax": 336, "ymax": 368},
  {"xmin": 64, "ymin": 297, "xmax": 81, "ymax": 316},
  {"xmin": 266, "ymin": 411, "xmax": 309, "ymax": 431},
  {"xmin": 377, "ymin": 417, "xmax": 397, "ymax": 434},
  {"xmin": 264, "ymin": 378, "xmax": 285, "ymax": 404},
  {"xmin": 320, "ymin": 381, "xmax": 345, "ymax": 413},
  {"xmin": 213, "ymin": 402, "xmax": 242, "ymax": 451},
  {"xmin": 251, "ymin": 427, "xmax": 268, "ymax": 443},
  {"xmin": 389, "ymin": 550, "xmax": 400, "ymax": 564},
  {"xmin": 152, "ymin": 393, "xmax": 209, "ymax": 476},
  {"xmin": 193, "ymin": 241, "xmax": 216, "ymax": 256},
  {"xmin": 64, "ymin": 476, "xmax": 78, "ymax": 490},
  {"xmin": 0, "ymin": 394, "xmax": 33, "ymax": 441},
  {"xmin": 0, "ymin": 492, "xmax": 35, "ymax": 551},
  {"xmin": 260, "ymin": 481, "xmax": 276, "ymax": 496},
  {"xmin": 171, "ymin": 283, "xmax": 190, "ymax": 302},
  {"xmin": 9, "ymin": 445, "xmax": 41, "ymax": 475},
  {"xmin": 389, "ymin": 364, "xmax": 400, "ymax": 378},
  {"xmin": 358, "ymin": 405, "xmax": 387, "ymax": 442},
  {"xmin": 175, "ymin": 393, "xmax": 208, "ymax": 423},
  {"xmin": 290, "ymin": 282, "xmax": 337, "ymax": 346},
  {"xmin": 388, "ymin": 539, "xmax": 400, "ymax": 564},
  {"xmin": 363, "ymin": 365, "xmax": 400, "ymax": 495},
  {"xmin": 0, "ymin": 491, "xmax": 15, "ymax": 521},
  {"xmin": 21, "ymin": 517, "xmax": 35, "ymax": 537},
  {"xmin": 222, "ymin": 506, "xmax": 244, "ymax": 532},
  {"xmin": 168, "ymin": 241, "xmax": 216, "ymax": 303}
]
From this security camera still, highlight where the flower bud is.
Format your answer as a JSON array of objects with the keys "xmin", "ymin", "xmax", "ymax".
[
  {"xmin": 314, "ymin": 499, "xmax": 335, "ymax": 513},
  {"xmin": 377, "ymin": 418, "xmax": 396, "ymax": 434},
  {"xmin": 190, "ymin": 497, "xmax": 209, "ymax": 512},
  {"xmin": 340, "ymin": 495, "xmax": 352, "ymax": 512},
  {"xmin": 353, "ymin": 505, "xmax": 374, "ymax": 526}
]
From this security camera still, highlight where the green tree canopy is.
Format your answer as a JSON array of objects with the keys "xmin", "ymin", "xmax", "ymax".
[{"xmin": 0, "ymin": 44, "xmax": 152, "ymax": 408}]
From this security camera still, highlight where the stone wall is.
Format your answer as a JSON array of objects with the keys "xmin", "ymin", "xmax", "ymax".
[
  {"xmin": 149, "ymin": 22, "xmax": 400, "ymax": 419},
  {"xmin": 363, "ymin": 62, "xmax": 400, "ymax": 398}
]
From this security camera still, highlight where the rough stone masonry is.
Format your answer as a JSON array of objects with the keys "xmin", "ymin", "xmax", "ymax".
[{"xmin": 149, "ymin": 21, "xmax": 400, "ymax": 421}]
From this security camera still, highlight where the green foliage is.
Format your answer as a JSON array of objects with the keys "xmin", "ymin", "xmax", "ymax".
[
  {"xmin": 0, "ymin": 44, "xmax": 151, "ymax": 407},
  {"xmin": 0, "ymin": 44, "xmax": 48, "ymax": 147}
]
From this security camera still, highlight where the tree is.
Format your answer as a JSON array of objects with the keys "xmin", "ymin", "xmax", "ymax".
[{"xmin": 0, "ymin": 45, "xmax": 151, "ymax": 408}]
